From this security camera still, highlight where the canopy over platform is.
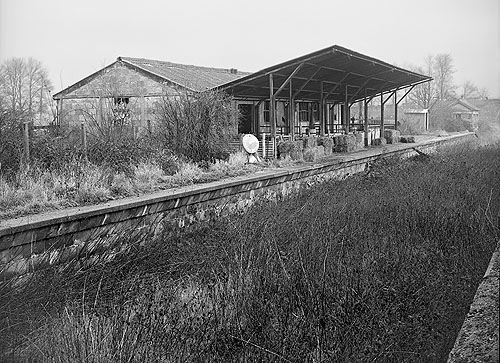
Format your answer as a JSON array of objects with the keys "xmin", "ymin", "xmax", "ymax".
[{"xmin": 219, "ymin": 45, "xmax": 431, "ymax": 103}]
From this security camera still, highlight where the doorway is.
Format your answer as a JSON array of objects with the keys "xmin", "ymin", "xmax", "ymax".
[{"xmin": 238, "ymin": 104, "xmax": 252, "ymax": 134}]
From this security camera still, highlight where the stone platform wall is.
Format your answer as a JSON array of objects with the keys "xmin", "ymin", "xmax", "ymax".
[{"xmin": 0, "ymin": 133, "xmax": 474, "ymax": 279}]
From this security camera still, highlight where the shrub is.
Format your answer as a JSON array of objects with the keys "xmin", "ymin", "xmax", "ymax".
[
  {"xmin": 153, "ymin": 89, "xmax": 238, "ymax": 163},
  {"xmin": 0, "ymin": 108, "xmax": 23, "ymax": 175},
  {"xmin": 277, "ymin": 140, "xmax": 303, "ymax": 160},
  {"xmin": 208, "ymin": 151, "xmax": 247, "ymax": 177},
  {"xmin": 30, "ymin": 126, "xmax": 84, "ymax": 171},
  {"xmin": 110, "ymin": 173, "xmax": 134, "ymax": 195},
  {"xmin": 170, "ymin": 162, "xmax": 203, "ymax": 185}
]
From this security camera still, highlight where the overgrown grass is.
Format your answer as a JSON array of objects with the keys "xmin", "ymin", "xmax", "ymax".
[
  {"xmin": 0, "ymin": 151, "xmax": 261, "ymax": 220},
  {"xmin": 1, "ymin": 142, "xmax": 499, "ymax": 362}
]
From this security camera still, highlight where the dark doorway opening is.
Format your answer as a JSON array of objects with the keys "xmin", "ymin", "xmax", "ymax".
[{"xmin": 238, "ymin": 104, "xmax": 252, "ymax": 134}]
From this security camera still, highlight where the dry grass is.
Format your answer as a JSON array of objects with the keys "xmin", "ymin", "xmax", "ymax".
[
  {"xmin": 0, "ymin": 152, "xmax": 264, "ymax": 220},
  {"xmin": 1, "ymin": 141, "xmax": 499, "ymax": 362}
]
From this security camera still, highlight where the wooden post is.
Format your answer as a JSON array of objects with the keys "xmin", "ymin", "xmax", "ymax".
[
  {"xmin": 23, "ymin": 121, "xmax": 30, "ymax": 165},
  {"xmin": 97, "ymin": 97, "xmax": 102, "ymax": 124},
  {"xmin": 358, "ymin": 101, "xmax": 362, "ymax": 122},
  {"xmin": 254, "ymin": 103, "xmax": 259, "ymax": 137},
  {"xmin": 320, "ymin": 81, "xmax": 325, "ymax": 136},
  {"xmin": 364, "ymin": 97, "xmax": 369, "ymax": 146},
  {"xmin": 57, "ymin": 98, "xmax": 64, "ymax": 126},
  {"xmin": 139, "ymin": 95, "xmax": 145, "ymax": 138},
  {"xmin": 348, "ymin": 104, "xmax": 352, "ymax": 131},
  {"xmin": 289, "ymin": 79, "xmax": 294, "ymax": 139},
  {"xmin": 380, "ymin": 93, "xmax": 385, "ymax": 136},
  {"xmin": 140, "ymin": 96, "xmax": 145, "ymax": 124},
  {"xmin": 81, "ymin": 121, "xmax": 87, "ymax": 160},
  {"xmin": 394, "ymin": 92, "xmax": 398, "ymax": 130},
  {"xmin": 39, "ymin": 82, "xmax": 43, "ymax": 125},
  {"xmin": 262, "ymin": 133, "xmax": 266, "ymax": 159},
  {"xmin": 269, "ymin": 73, "xmax": 276, "ymax": 158},
  {"xmin": 344, "ymin": 85, "xmax": 348, "ymax": 133}
]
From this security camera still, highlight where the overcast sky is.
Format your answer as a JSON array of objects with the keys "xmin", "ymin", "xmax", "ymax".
[{"xmin": 1, "ymin": 0, "xmax": 499, "ymax": 97}]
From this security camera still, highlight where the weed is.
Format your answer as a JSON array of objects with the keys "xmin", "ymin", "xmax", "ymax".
[{"xmin": 1, "ymin": 142, "xmax": 499, "ymax": 362}]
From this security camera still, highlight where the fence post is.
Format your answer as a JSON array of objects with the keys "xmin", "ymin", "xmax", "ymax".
[
  {"xmin": 81, "ymin": 121, "xmax": 87, "ymax": 160},
  {"xmin": 23, "ymin": 121, "xmax": 30, "ymax": 166}
]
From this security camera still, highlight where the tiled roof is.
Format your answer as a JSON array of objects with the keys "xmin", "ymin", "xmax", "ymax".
[{"xmin": 120, "ymin": 57, "xmax": 251, "ymax": 92}]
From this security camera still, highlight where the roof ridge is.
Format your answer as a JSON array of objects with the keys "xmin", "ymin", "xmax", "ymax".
[{"xmin": 119, "ymin": 56, "xmax": 249, "ymax": 74}]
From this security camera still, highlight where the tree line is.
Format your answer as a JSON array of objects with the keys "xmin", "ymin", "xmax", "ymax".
[{"xmin": 407, "ymin": 53, "xmax": 489, "ymax": 109}]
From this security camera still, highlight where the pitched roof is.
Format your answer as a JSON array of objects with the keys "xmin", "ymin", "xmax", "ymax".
[
  {"xmin": 120, "ymin": 57, "xmax": 251, "ymax": 92},
  {"xmin": 431, "ymin": 99, "xmax": 480, "ymax": 112},
  {"xmin": 466, "ymin": 98, "xmax": 500, "ymax": 122},
  {"xmin": 455, "ymin": 99, "xmax": 480, "ymax": 112},
  {"xmin": 53, "ymin": 57, "xmax": 251, "ymax": 98}
]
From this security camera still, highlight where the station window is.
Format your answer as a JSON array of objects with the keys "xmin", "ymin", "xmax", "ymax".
[
  {"xmin": 298, "ymin": 102, "xmax": 309, "ymax": 122},
  {"xmin": 114, "ymin": 97, "xmax": 130, "ymax": 105},
  {"xmin": 263, "ymin": 101, "xmax": 270, "ymax": 123}
]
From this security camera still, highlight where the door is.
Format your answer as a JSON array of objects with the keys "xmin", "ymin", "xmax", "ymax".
[{"xmin": 238, "ymin": 104, "xmax": 252, "ymax": 134}]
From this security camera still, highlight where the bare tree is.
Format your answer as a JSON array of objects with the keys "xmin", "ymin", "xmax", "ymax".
[
  {"xmin": 408, "ymin": 56, "xmax": 437, "ymax": 108},
  {"xmin": 433, "ymin": 54, "xmax": 456, "ymax": 100},
  {"xmin": 408, "ymin": 54, "xmax": 458, "ymax": 107},
  {"xmin": 460, "ymin": 80, "xmax": 479, "ymax": 99},
  {"xmin": 0, "ymin": 57, "xmax": 54, "ymax": 124},
  {"xmin": 478, "ymin": 87, "xmax": 489, "ymax": 100}
]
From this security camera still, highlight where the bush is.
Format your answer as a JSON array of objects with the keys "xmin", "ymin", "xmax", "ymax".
[
  {"xmin": 30, "ymin": 126, "xmax": 84, "ymax": 171},
  {"xmin": 153, "ymin": 89, "xmax": 238, "ymax": 163},
  {"xmin": 277, "ymin": 140, "xmax": 303, "ymax": 160},
  {"xmin": 0, "ymin": 109, "xmax": 23, "ymax": 176}
]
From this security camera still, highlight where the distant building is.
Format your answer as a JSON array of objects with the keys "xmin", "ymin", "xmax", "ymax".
[
  {"xmin": 403, "ymin": 109, "xmax": 429, "ymax": 133},
  {"xmin": 430, "ymin": 99, "xmax": 480, "ymax": 132}
]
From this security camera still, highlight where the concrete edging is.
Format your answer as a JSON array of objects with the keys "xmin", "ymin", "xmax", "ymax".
[{"xmin": 447, "ymin": 242, "xmax": 500, "ymax": 363}]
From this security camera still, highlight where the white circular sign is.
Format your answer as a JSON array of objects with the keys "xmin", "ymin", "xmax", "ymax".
[{"xmin": 242, "ymin": 134, "xmax": 259, "ymax": 154}]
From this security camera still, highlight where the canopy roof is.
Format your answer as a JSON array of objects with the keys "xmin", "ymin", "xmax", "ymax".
[{"xmin": 219, "ymin": 45, "xmax": 431, "ymax": 103}]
